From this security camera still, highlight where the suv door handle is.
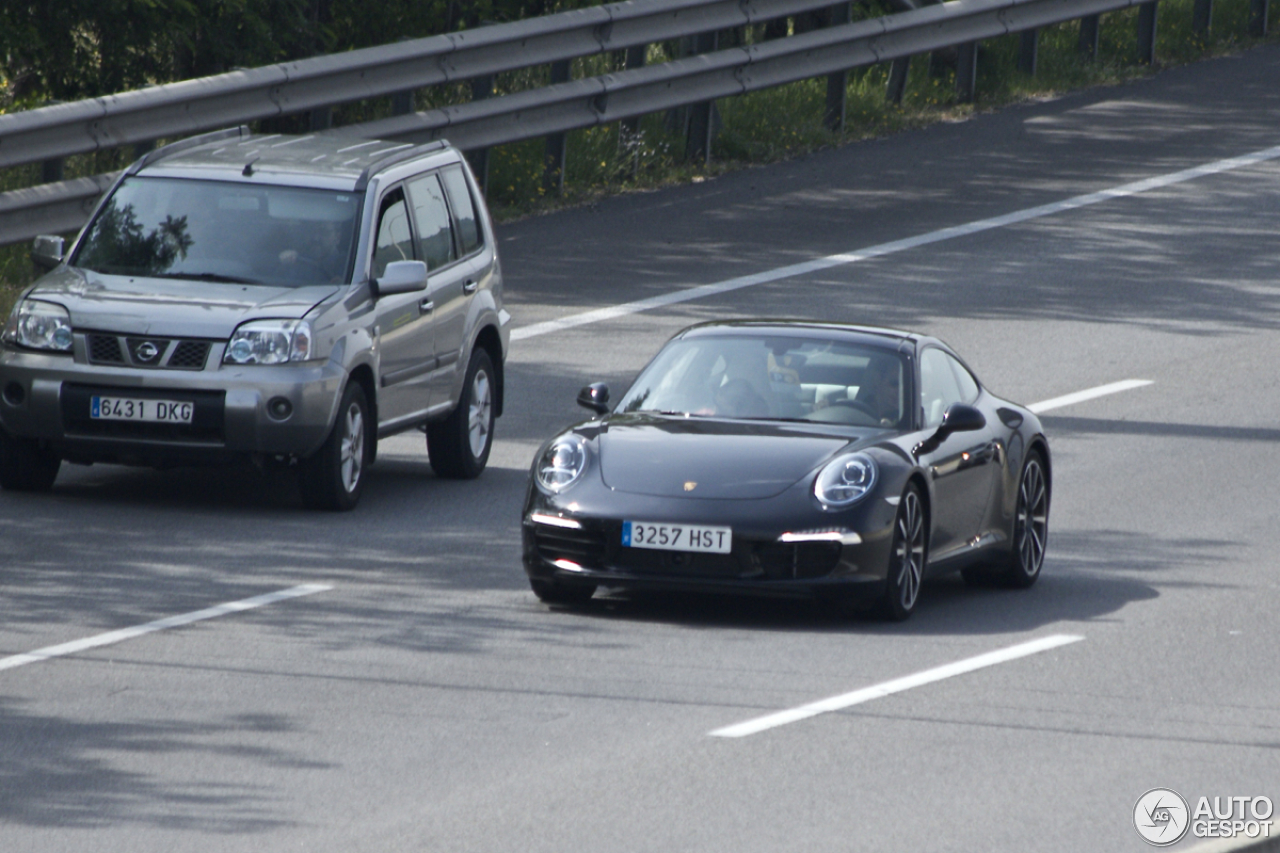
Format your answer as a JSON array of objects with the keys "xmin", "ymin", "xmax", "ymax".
[
  {"xmin": 419, "ymin": 299, "xmax": 434, "ymax": 313},
  {"xmin": 462, "ymin": 280, "xmax": 478, "ymax": 294}
]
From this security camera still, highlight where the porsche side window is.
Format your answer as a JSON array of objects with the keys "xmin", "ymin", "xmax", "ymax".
[
  {"xmin": 406, "ymin": 173, "xmax": 456, "ymax": 271},
  {"xmin": 372, "ymin": 188, "xmax": 414, "ymax": 279},
  {"xmin": 440, "ymin": 165, "xmax": 482, "ymax": 256},
  {"xmin": 947, "ymin": 354, "xmax": 980, "ymax": 403},
  {"xmin": 919, "ymin": 348, "xmax": 964, "ymax": 429}
]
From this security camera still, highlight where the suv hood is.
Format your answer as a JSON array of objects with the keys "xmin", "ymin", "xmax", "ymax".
[
  {"xmin": 25, "ymin": 268, "xmax": 340, "ymax": 339},
  {"xmin": 596, "ymin": 415, "xmax": 871, "ymax": 500}
]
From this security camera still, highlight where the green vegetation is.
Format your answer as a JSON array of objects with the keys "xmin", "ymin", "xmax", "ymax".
[{"xmin": 0, "ymin": 0, "xmax": 1275, "ymax": 317}]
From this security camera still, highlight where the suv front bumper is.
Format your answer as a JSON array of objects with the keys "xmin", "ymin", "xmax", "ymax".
[{"xmin": 0, "ymin": 345, "xmax": 346, "ymax": 465}]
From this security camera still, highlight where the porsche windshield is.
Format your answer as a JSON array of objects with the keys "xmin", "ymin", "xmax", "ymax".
[
  {"xmin": 72, "ymin": 177, "xmax": 359, "ymax": 286},
  {"xmin": 617, "ymin": 334, "xmax": 909, "ymax": 428}
]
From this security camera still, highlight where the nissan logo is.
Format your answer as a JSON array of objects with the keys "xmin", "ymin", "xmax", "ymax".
[{"xmin": 136, "ymin": 342, "xmax": 160, "ymax": 362}]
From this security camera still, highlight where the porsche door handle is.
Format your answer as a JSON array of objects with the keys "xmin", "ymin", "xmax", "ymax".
[{"xmin": 462, "ymin": 280, "xmax": 478, "ymax": 294}]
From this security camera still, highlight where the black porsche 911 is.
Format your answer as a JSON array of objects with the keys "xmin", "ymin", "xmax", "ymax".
[{"xmin": 521, "ymin": 321, "xmax": 1050, "ymax": 619}]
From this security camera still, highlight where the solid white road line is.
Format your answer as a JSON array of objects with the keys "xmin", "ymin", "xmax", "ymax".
[
  {"xmin": 0, "ymin": 583, "xmax": 332, "ymax": 673},
  {"xmin": 1027, "ymin": 379, "xmax": 1153, "ymax": 414},
  {"xmin": 511, "ymin": 143, "xmax": 1280, "ymax": 342},
  {"xmin": 709, "ymin": 633, "xmax": 1084, "ymax": 738}
]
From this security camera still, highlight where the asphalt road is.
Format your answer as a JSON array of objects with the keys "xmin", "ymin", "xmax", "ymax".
[{"xmin": 3, "ymin": 42, "xmax": 1280, "ymax": 853}]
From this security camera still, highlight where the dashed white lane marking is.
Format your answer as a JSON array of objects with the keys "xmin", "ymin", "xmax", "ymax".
[
  {"xmin": 709, "ymin": 634, "xmax": 1083, "ymax": 738},
  {"xmin": 0, "ymin": 583, "xmax": 332, "ymax": 673},
  {"xmin": 1028, "ymin": 379, "xmax": 1153, "ymax": 414},
  {"xmin": 511, "ymin": 143, "xmax": 1280, "ymax": 342}
]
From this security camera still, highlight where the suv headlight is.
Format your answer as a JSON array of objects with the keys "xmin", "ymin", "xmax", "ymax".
[
  {"xmin": 814, "ymin": 452, "xmax": 877, "ymax": 510},
  {"xmin": 536, "ymin": 435, "xmax": 589, "ymax": 494},
  {"xmin": 224, "ymin": 319, "xmax": 312, "ymax": 365},
  {"xmin": 2, "ymin": 299, "xmax": 73, "ymax": 352}
]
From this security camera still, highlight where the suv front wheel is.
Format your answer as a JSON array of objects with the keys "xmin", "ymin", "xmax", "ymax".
[
  {"xmin": 299, "ymin": 382, "xmax": 371, "ymax": 510},
  {"xmin": 427, "ymin": 348, "xmax": 495, "ymax": 479}
]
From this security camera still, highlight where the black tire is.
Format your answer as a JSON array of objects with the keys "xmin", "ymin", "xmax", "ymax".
[
  {"xmin": 530, "ymin": 579, "xmax": 596, "ymax": 606},
  {"xmin": 0, "ymin": 429, "xmax": 60, "ymax": 492},
  {"xmin": 299, "ymin": 382, "xmax": 370, "ymax": 511},
  {"xmin": 427, "ymin": 348, "xmax": 495, "ymax": 480},
  {"xmin": 1001, "ymin": 449, "xmax": 1049, "ymax": 588},
  {"xmin": 880, "ymin": 484, "xmax": 926, "ymax": 621}
]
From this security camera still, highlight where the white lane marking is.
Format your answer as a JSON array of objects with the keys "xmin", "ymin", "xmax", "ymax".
[
  {"xmin": 0, "ymin": 583, "xmax": 332, "ymax": 673},
  {"xmin": 709, "ymin": 633, "xmax": 1083, "ymax": 738},
  {"xmin": 1027, "ymin": 379, "xmax": 1153, "ymax": 414},
  {"xmin": 511, "ymin": 143, "xmax": 1280, "ymax": 342}
]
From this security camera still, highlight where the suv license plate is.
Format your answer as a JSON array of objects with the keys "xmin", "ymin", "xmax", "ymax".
[
  {"xmin": 91, "ymin": 396, "xmax": 194, "ymax": 424},
  {"xmin": 622, "ymin": 521, "xmax": 731, "ymax": 554}
]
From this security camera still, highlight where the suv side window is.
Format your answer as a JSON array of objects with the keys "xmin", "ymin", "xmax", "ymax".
[
  {"xmin": 372, "ymin": 187, "xmax": 415, "ymax": 279},
  {"xmin": 919, "ymin": 347, "xmax": 964, "ymax": 429},
  {"xmin": 439, "ymin": 165, "xmax": 482, "ymax": 256},
  {"xmin": 406, "ymin": 173, "xmax": 456, "ymax": 272}
]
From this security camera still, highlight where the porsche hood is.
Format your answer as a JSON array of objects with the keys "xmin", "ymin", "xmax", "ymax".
[{"xmin": 595, "ymin": 415, "xmax": 868, "ymax": 500}]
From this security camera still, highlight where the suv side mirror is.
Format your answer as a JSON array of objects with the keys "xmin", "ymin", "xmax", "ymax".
[
  {"xmin": 577, "ymin": 382, "xmax": 609, "ymax": 415},
  {"xmin": 375, "ymin": 260, "xmax": 427, "ymax": 295},
  {"xmin": 31, "ymin": 235, "xmax": 65, "ymax": 271}
]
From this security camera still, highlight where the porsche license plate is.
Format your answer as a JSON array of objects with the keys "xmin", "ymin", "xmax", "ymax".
[
  {"xmin": 622, "ymin": 521, "xmax": 732, "ymax": 554},
  {"xmin": 91, "ymin": 396, "xmax": 194, "ymax": 424}
]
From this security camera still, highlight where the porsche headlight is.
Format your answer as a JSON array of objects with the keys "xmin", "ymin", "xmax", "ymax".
[
  {"xmin": 224, "ymin": 319, "xmax": 312, "ymax": 365},
  {"xmin": 536, "ymin": 435, "xmax": 588, "ymax": 493},
  {"xmin": 814, "ymin": 452, "xmax": 877, "ymax": 510},
  {"xmin": 3, "ymin": 299, "xmax": 74, "ymax": 352}
]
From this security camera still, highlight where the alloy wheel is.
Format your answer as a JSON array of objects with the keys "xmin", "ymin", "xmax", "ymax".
[
  {"xmin": 1015, "ymin": 458, "xmax": 1048, "ymax": 578},
  {"xmin": 468, "ymin": 369, "xmax": 492, "ymax": 459},
  {"xmin": 893, "ymin": 490, "xmax": 926, "ymax": 612},
  {"xmin": 339, "ymin": 401, "xmax": 364, "ymax": 493}
]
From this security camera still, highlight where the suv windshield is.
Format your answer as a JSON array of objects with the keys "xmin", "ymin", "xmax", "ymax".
[
  {"xmin": 617, "ymin": 334, "xmax": 910, "ymax": 429},
  {"xmin": 73, "ymin": 177, "xmax": 359, "ymax": 286}
]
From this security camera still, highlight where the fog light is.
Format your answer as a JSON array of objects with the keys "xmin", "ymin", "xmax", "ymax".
[
  {"xmin": 3, "ymin": 382, "xmax": 25, "ymax": 406},
  {"xmin": 267, "ymin": 396, "xmax": 293, "ymax": 420}
]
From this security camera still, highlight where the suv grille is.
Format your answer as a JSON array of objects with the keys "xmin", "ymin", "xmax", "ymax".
[{"xmin": 86, "ymin": 334, "xmax": 213, "ymax": 370}]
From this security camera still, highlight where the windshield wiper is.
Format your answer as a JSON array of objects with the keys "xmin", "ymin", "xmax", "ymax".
[{"xmin": 151, "ymin": 271, "xmax": 263, "ymax": 284}]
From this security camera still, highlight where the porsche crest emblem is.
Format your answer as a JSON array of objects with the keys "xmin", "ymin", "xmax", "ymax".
[{"xmin": 683, "ymin": 481, "xmax": 697, "ymax": 492}]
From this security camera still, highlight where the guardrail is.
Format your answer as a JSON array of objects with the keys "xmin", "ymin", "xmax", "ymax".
[{"xmin": 0, "ymin": 0, "xmax": 1270, "ymax": 249}]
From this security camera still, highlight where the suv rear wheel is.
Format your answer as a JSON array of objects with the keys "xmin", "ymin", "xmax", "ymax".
[
  {"xmin": 299, "ymin": 382, "xmax": 370, "ymax": 511},
  {"xmin": 427, "ymin": 348, "xmax": 495, "ymax": 479}
]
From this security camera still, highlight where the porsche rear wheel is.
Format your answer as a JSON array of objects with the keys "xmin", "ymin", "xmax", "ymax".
[
  {"xmin": 1004, "ymin": 450, "xmax": 1048, "ymax": 588},
  {"xmin": 880, "ymin": 484, "xmax": 926, "ymax": 621}
]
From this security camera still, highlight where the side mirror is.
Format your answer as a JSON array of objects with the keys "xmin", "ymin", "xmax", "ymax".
[
  {"xmin": 577, "ymin": 382, "xmax": 609, "ymax": 415},
  {"xmin": 938, "ymin": 403, "xmax": 985, "ymax": 438},
  {"xmin": 31, "ymin": 235, "xmax": 65, "ymax": 272},
  {"xmin": 375, "ymin": 260, "xmax": 427, "ymax": 295},
  {"xmin": 913, "ymin": 403, "xmax": 985, "ymax": 458}
]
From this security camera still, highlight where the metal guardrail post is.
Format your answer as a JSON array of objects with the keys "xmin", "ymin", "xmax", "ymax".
[
  {"xmin": 685, "ymin": 31, "xmax": 718, "ymax": 163},
  {"xmin": 824, "ymin": 3, "xmax": 852, "ymax": 132},
  {"xmin": 544, "ymin": 60, "xmax": 572, "ymax": 196},
  {"xmin": 1019, "ymin": 29, "xmax": 1039, "ymax": 75},
  {"xmin": 1137, "ymin": 1, "xmax": 1158, "ymax": 64},
  {"xmin": 886, "ymin": 57, "xmax": 911, "ymax": 105},
  {"xmin": 1192, "ymin": 0, "xmax": 1213, "ymax": 34},
  {"xmin": 41, "ymin": 159, "xmax": 64, "ymax": 183},
  {"xmin": 309, "ymin": 107, "xmax": 333, "ymax": 131},
  {"xmin": 1250, "ymin": 0, "xmax": 1269, "ymax": 35},
  {"xmin": 621, "ymin": 45, "xmax": 647, "ymax": 135},
  {"xmin": 467, "ymin": 76, "xmax": 494, "ymax": 194},
  {"xmin": 1079, "ymin": 15, "xmax": 1101, "ymax": 59},
  {"xmin": 955, "ymin": 42, "xmax": 979, "ymax": 103}
]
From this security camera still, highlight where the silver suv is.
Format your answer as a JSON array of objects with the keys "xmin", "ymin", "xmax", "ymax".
[{"xmin": 0, "ymin": 127, "xmax": 510, "ymax": 509}]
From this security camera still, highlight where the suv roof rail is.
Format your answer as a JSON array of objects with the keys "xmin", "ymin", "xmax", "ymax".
[
  {"xmin": 126, "ymin": 126, "xmax": 252, "ymax": 175},
  {"xmin": 354, "ymin": 139, "xmax": 450, "ymax": 191}
]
